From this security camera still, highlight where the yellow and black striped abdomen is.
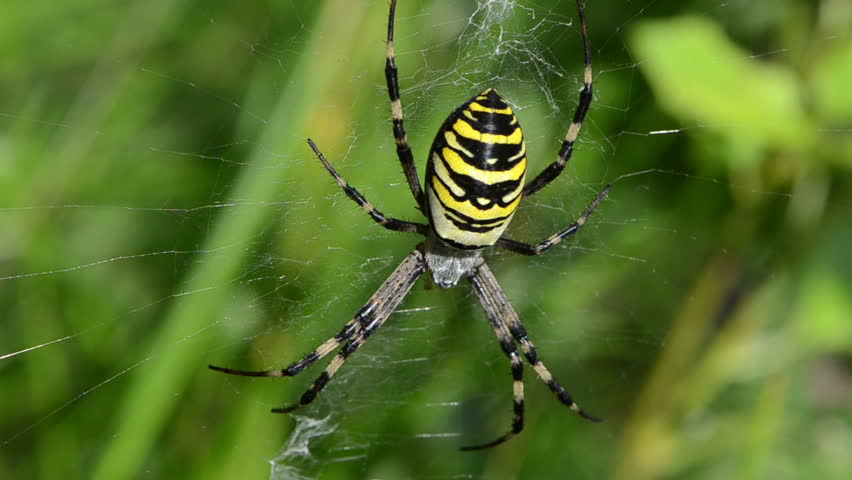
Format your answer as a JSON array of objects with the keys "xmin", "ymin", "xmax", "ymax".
[{"xmin": 426, "ymin": 89, "xmax": 527, "ymax": 249}]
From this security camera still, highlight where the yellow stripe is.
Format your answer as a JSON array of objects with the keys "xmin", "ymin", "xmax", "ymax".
[
  {"xmin": 475, "ymin": 88, "xmax": 494, "ymax": 101},
  {"xmin": 452, "ymin": 118, "xmax": 523, "ymax": 145},
  {"xmin": 429, "ymin": 196, "xmax": 509, "ymax": 247},
  {"xmin": 508, "ymin": 141, "xmax": 526, "ymax": 161},
  {"xmin": 442, "ymin": 147, "xmax": 526, "ymax": 185},
  {"xmin": 444, "ymin": 131, "xmax": 473, "ymax": 157},
  {"xmin": 501, "ymin": 181, "xmax": 524, "ymax": 204},
  {"xmin": 431, "ymin": 175, "xmax": 522, "ymax": 221},
  {"xmin": 469, "ymin": 102, "xmax": 513, "ymax": 115},
  {"xmin": 431, "ymin": 152, "xmax": 466, "ymax": 197},
  {"xmin": 443, "ymin": 207, "xmax": 506, "ymax": 227}
]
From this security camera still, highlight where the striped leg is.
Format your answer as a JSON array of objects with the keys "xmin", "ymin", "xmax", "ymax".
[
  {"xmin": 523, "ymin": 0, "xmax": 593, "ymax": 198},
  {"xmin": 463, "ymin": 270, "xmax": 526, "ymax": 451},
  {"xmin": 270, "ymin": 249, "xmax": 426, "ymax": 413},
  {"xmin": 497, "ymin": 184, "xmax": 609, "ymax": 256},
  {"xmin": 385, "ymin": 0, "xmax": 425, "ymax": 210},
  {"xmin": 471, "ymin": 261, "xmax": 601, "ymax": 423},
  {"xmin": 308, "ymin": 139, "xmax": 427, "ymax": 235},
  {"xmin": 209, "ymin": 314, "xmax": 364, "ymax": 378},
  {"xmin": 272, "ymin": 331, "xmax": 368, "ymax": 413}
]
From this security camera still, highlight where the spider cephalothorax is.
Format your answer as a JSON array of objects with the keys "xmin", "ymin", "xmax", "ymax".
[{"xmin": 211, "ymin": 0, "xmax": 610, "ymax": 450}]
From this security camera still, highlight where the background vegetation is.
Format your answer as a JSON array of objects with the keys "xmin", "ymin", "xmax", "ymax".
[{"xmin": 1, "ymin": 0, "xmax": 850, "ymax": 479}]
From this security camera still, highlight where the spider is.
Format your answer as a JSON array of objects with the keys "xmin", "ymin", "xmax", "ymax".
[{"xmin": 210, "ymin": 0, "xmax": 609, "ymax": 450}]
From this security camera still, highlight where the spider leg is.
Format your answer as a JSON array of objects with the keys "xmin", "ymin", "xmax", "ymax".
[
  {"xmin": 471, "ymin": 261, "xmax": 601, "ymax": 423},
  {"xmin": 271, "ymin": 249, "xmax": 426, "ymax": 413},
  {"xmin": 209, "ymin": 315, "xmax": 364, "ymax": 378},
  {"xmin": 522, "ymin": 0, "xmax": 592, "ymax": 198},
  {"xmin": 497, "ymin": 184, "xmax": 609, "ymax": 256},
  {"xmin": 461, "ymin": 271, "xmax": 525, "ymax": 451},
  {"xmin": 272, "ymin": 330, "xmax": 368, "ymax": 413},
  {"xmin": 308, "ymin": 138, "xmax": 427, "ymax": 235},
  {"xmin": 385, "ymin": 0, "xmax": 425, "ymax": 210}
]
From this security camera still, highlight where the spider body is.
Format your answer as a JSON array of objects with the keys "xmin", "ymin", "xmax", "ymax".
[
  {"xmin": 210, "ymin": 0, "xmax": 610, "ymax": 451},
  {"xmin": 424, "ymin": 88, "xmax": 526, "ymax": 287},
  {"xmin": 425, "ymin": 88, "xmax": 526, "ymax": 252}
]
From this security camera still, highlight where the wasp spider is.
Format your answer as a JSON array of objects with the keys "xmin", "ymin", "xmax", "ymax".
[{"xmin": 210, "ymin": 0, "xmax": 609, "ymax": 450}]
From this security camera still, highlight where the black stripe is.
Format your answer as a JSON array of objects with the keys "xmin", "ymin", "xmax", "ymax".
[
  {"xmin": 463, "ymin": 90, "xmax": 516, "ymax": 134},
  {"xmin": 554, "ymin": 384, "xmax": 577, "ymax": 407},
  {"xmin": 353, "ymin": 303, "xmax": 375, "ymax": 327},
  {"xmin": 300, "ymin": 371, "xmax": 330, "ymax": 405},
  {"xmin": 476, "ymin": 89, "xmax": 510, "ymax": 109},
  {"xmin": 445, "ymin": 133, "xmax": 525, "ymax": 172},
  {"xmin": 557, "ymin": 139, "xmax": 574, "ymax": 160},
  {"xmin": 495, "ymin": 334, "xmax": 516, "ymax": 355},
  {"xmin": 573, "ymin": 85, "xmax": 592, "ymax": 123},
  {"xmin": 433, "ymin": 231, "xmax": 487, "ymax": 250},
  {"xmin": 284, "ymin": 351, "xmax": 319, "ymax": 376},
  {"xmin": 442, "ymin": 213, "xmax": 504, "ymax": 233},
  {"xmin": 462, "ymin": 108, "xmax": 518, "ymax": 135},
  {"xmin": 430, "ymin": 184, "xmax": 513, "ymax": 226},
  {"xmin": 513, "ymin": 400, "xmax": 524, "ymax": 430},
  {"xmin": 511, "ymin": 359, "xmax": 523, "ymax": 379},
  {"xmin": 434, "ymin": 157, "xmax": 522, "ymax": 207},
  {"xmin": 523, "ymin": 345, "xmax": 539, "ymax": 365},
  {"xmin": 333, "ymin": 328, "xmax": 352, "ymax": 343},
  {"xmin": 392, "ymin": 120, "xmax": 405, "ymax": 138},
  {"xmin": 384, "ymin": 57, "xmax": 400, "ymax": 102}
]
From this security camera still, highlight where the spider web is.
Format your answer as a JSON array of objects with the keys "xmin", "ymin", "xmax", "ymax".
[
  {"xmin": 1, "ymin": 0, "xmax": 846, "ymax": 479},
  {"xmin": 256, "ymin": 2, "xmax": 650, "ymax": 475}
]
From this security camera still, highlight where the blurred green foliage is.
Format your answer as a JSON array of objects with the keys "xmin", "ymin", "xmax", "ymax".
[{"xmin": 1, "ymin": 1, "xmax": 850, "ymax": 479}]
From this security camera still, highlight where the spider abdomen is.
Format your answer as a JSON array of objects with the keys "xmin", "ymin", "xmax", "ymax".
[{"xmin": 425, "ymin": 88, "xmax": 527, "ymax": 249}]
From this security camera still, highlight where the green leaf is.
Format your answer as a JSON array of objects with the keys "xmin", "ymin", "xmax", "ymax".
[
  {"xmin": 630, "ymin": 17, "xmax": 814, "ymax": 165},
  {"xmin": 794, "ymin": 266, "xmax": 852, "ymax": 354},
  {"xmin": 811, "ymin": 40, "xmax": 852, "ymax": 125}
]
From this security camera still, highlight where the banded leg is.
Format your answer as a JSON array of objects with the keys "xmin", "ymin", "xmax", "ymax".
[
  {"xmin": 523, "ymin": 0, "xmax": 593, "ymax": 198},
  {"xmin": 209, "ymin": 313, "xmax": 364, "ymax": 378},
  {"xmin": 463, "ymin": 271, "xmax": 526, "ymax": 451},
  {"xmin": 308, "ymin": 138, "xmax": 427, "ymax": 235},
  {"xmin": 271, "ymin": 249, "xmax": 426, "ymax": 413},
  {"xmin": 470, "ymin": 261, "xmax": 601, "ymax": 423},
  {"xmin": 385, "ymin": 0, "xmax": 425, "ymax": 210},
  {"xmin": 272, "ymin": 331, "xmax": 368, "ymax": 413},
  {"xmin": 497, "ymin": 184, "xmax": 609, "ymax": 256}
]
